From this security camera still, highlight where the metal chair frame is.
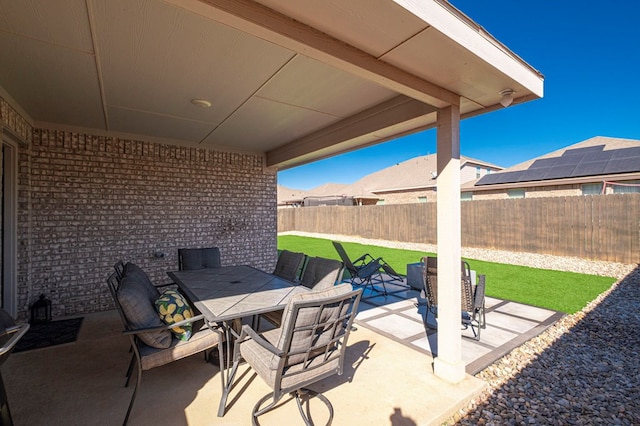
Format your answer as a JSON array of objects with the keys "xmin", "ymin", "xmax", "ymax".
[
  {"xmin": 225, "ymin": 285, "xmax": 362, "ymax": 425},
  {"xmin": 332, "ymin": 241, "xmax": 402, "ymax": 296},
  {"xmin": 106, "ymin": 272, "xmax": 224, "ymax": 425},
  {"xmin": 422, "ymin": 256, "xmax": 487, "ymax": 341}
]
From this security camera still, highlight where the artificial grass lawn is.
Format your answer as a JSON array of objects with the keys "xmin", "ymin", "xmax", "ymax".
[{"xmin": 278, "ymin": 235, "xmax": 617, "ymax": 314}]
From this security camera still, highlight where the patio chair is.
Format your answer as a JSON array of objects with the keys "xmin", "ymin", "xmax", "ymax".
[
  {"xmin": 114, "ymin": 260, "xmax": 125, "ymax": 281},
  {"xmin": 332, "ymin": 241, "xmax": 402, "ymax": 296},
  {"xmin": 272, "ymin": 250, "xmax": 306, "ymax": 282},
  {"xmin": 178, "ymin": 247, "xmax": 222, "ymax": 270},
  {"xmin": 461, "ymin": 274, "xmax": 487, "ymax": 341},
  {"xmin": 107, "ymin": 272, "xmax": 224, "ymax": 425},
  {"xmin": 224, "ymin": 283, "xmax": 362, "ymax": 424},
  {"xmin": 262, "ymin": 256, "xmax": 344, "ymax": 328},
  {"xmin": 422, "ymin": 256, "xmax": 486, "ymax": 340},
  {"xmin": 0, "ymin": 310, "xmax": 29, "ymax": 426}
]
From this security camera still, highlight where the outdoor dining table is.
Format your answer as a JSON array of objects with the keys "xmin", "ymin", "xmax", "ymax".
[{"xmin": 167, "ymin": 265, "xmax": 310, "ymax": 417}]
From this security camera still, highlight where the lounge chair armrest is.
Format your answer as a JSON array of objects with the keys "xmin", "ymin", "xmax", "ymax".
[
  {"xmin": 123, "ymin": 313, "xmax": 207, "ymax": 335},
  {"xmin": 474, "ymin": 275, "xmax": 486, "ymax": 308},
  {"xmin": 238, "ymin": 324, "xmax": 284, "ymax": 356},
  {"xmin": 352, "ymin": 253, "xmax": 375, "ymax": 265}
]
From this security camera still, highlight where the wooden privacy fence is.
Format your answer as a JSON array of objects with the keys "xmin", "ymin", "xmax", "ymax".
[{"xmin": 278, "ymin": 193, "xmax": 640, "ymax": 264}]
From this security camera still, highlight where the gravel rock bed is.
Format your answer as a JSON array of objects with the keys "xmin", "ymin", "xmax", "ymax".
[
  {"xmin": 281, "ymin": 232, "xmax": 639, "ymax": 424},
  {"xmin": 448, "ymin": 266, "xmax": 640, "ymax": 425}
]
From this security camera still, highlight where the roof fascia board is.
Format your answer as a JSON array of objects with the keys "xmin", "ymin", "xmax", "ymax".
[
  {"xmin": 394, "ymin": 0, "xmax": 544, "ymax": 97},
  {"xmin": 372, "ymin": 184, "xmax": 436, "ymax": 193},
  {"xmin": 266, "ymin": 95, "xmax": 437, "ymax": 167},
  {"xmin": 170, "ymin": 0, "xmax": 459, "ymax": 107}
]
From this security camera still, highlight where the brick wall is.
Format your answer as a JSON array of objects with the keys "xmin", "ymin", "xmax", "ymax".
[{"xmin": 18, "ymin": 129, "xmax": 277, "ymax": 319}]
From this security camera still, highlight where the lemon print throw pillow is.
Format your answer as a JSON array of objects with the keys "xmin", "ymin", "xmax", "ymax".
[{"xmin": 155, "ymin": 290, "xmax": 194, "ymax": 341}]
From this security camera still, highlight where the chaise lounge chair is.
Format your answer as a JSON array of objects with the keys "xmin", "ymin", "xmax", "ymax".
[{"xmin": 332, "ymin": 241, "xmax": 402, "ymax": 296}]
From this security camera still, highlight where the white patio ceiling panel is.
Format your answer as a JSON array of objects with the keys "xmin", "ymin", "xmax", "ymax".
[
  {"xmin": 202, "ymin": 96, "xmax": 339, "ymax": 150},
  {"xmin": 202, "ymin": 55, "xmax": 398, "ymax": 149},
  {"xmin": 93, "ymin": 0, "xmax": 297, "ymax": 129},
  {"xmin": 0, "ymin": 0, "xmax": 543, "ymax": 169},
  {"xmin": 253, "ymin": 56, "xmax": 397, "ymax": 119},
  {"xmin": 0, "ymin": 32, "xmax": 105, "ymax": 129}
]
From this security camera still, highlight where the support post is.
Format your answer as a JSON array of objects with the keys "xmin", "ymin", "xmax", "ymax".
[{"xmin": 433, "ymin": 104, "xmax": 465, "ymax": 383}]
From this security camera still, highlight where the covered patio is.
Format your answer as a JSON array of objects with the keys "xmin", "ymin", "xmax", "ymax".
[
  {"xmin": 4, "ymin": 308, "xmax": 486, "ymax": 425},
  {"xmin": 0, "ymin": 0, "xmax": 543, "ymax": 423}
]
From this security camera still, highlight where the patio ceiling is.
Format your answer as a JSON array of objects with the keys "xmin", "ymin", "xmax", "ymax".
[{"xmin": 0, "ymin": 0, "xmax": 543, "ymax": 170}]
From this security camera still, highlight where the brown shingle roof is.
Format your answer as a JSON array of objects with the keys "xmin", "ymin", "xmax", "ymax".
[{"xmin": 343, "ymin": 154, "xmax": 500, "ymax": 194}]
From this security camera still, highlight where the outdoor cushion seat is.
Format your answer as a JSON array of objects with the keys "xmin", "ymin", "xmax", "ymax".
[
  {"xmin": 223, "ymin": 283, "xmax": 362, "ymax": 423},
  {"xmin": 178, "ymin": 247, "xmax": 222, "ymax": 270},
  {"xmin": 117, "ymin": 274, "xmax": 172, "ymax": 349},
  {"xmin": 123, "ymin": 262, "xmax": 161, "ymax": 302},
  {"xmin": 272, "ymin": 250, "xmax": 305, "ymax": 282},
  {"xmin": 107, "ymin": 272, "xmax": 223, "ymax": 425},
  {"xmin": 136, "ymin": 324, "xmax": 221, "ymax": 371},
  {"xmin": 261, "ymin": 256, "xmax": 343, "ymax": 328}
]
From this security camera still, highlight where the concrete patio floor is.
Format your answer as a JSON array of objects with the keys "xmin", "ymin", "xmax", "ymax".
[
  {"xmin": 4, "ymin": 309, "xmax": 485, "ymax": 426},
  {"xmin": 356, "ymin": 279, "xmax": 564, "ymax": 375},
  {"xmin": 3, "ymin": 278, "xmax": 562, "ymax": 425}
]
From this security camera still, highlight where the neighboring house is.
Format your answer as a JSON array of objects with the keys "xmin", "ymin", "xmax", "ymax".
[
  {"xmin": 461, "ymin": 136, "xmax": 640, "ymax": 200},
  {"xmin": 277, "ymin": 185, "xmax": 306, "ymax": 208},
  {"xmin": 279, "ymin": 154, "xmax": 502, "ymax": 206},
  {"xmin": 277, "ymin": 183, "xmax": 351, "ymax": 207},
  {"xmin": 348, "ymin": 154, "xmax": 501, "ymax": 204}
]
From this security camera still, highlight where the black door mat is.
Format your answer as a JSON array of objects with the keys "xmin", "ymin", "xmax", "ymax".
[{"xmin": 14, "ymin": 317, "xmax": 84, "ymax": 353}]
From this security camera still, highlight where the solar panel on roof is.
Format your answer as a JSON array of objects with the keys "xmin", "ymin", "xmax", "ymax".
[
  {"xmin": 475, "ymin": 174, "xmax": 502, "ymax": 186},
  {"xmin": 501, "ymin": 171, "xmax": 524, "ymax": 183},
  {"xmin": 543, "ymin": 165, "xmax": 577, "ymax": 180},
  {"xmin": 555, "ymin": 155, "xmax": 584, "ymax": 166},
  {"xmin": 476, "ymin": 143, "xmax": 639, "ymax": 187},
  {"xmin": 562, "ymin": 145, "xmax": 605, "ymax": 156},
  {"xmin": 603, "ymin": 158, "xmax": 640, "ymax": 174},
  {"xmin": 610, "ymin": 147, "xmax": 640, "ymax": 159},
  {"xmin": 571, "ymin": 161, "xmax": 608, "ymax": 177},
  {"xmin": 529, "ymin": 158, "xmax": 558, "ymax": 169},
  {"xmin": 582, "ymin": 151, "xmax": 613, "ymax": 162},
  {"xmin": 518, "ymin": 168, "xmax": 549, "ymax": 182}
]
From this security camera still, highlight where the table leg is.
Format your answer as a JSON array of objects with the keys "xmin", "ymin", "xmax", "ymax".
[{"xmin": 217, "ymin": 319, "xmax": 242, "ymax": 417}]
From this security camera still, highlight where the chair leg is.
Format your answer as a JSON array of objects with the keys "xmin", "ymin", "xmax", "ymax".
[
  {"xmin": 294, "ymin": 388, "xmax": 333, "ymax": 426},
  {"xmin": 124, "ymin": 354, "xmax": 135, "ymax": 387},
  {"xmin": 123, "ymin": 363, "xmax": 142, "ymax": 425},
  {"xmin": 251, "ymin": 393, "xmax": 282, "ymax": 425}
]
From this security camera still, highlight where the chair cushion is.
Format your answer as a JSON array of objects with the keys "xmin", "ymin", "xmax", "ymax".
[
  {"xmin": 272, "ymin": 250, "xmax": 305, "ymax": 282},
  {"xmin": 240, "ymin": 328, "xmax": 341, "ymax": 391},
  {"xmin": 276, "ymin": 283, "xmax": 353, "ymax": 367},
  {"xmin": 117, "ymin": 276, "xmax": 172, "ymax": 349},
  {"xmin": 123, "ymin": 262, "xmax": 161, "ymax": 303},
  {"xmin": 300, "ymin": 257, "xmax": 342, "ymax": 290},
  {"xmin": 179, "ymin": 247, "xmax": 221, "ymax": 270},
  {"xmin": 155, "ymin": 290, "xmax": 194, "ymax": 341},
  {"xmin": 138, "ymin": 326, "xmax": 222, "ymax": 371}
]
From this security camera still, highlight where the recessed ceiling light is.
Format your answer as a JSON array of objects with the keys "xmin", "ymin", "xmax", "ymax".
[{"xmin": 191, "ymin": 98, "xmax": 212, "ymax": 108}]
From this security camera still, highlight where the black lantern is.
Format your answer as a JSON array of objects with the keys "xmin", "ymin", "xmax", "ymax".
[{"xmin": 30, "ymin": 294, "xmax": 52, "ymax": 324}]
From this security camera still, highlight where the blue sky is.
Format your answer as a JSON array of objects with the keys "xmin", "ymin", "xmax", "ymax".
[{"xmin": 278, "ymin": 0, "xmax": 640, "ymax": 190}]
